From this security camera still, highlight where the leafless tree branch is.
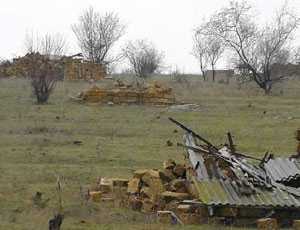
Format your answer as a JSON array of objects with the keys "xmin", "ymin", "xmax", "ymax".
[
  {"xmin": 123, "ymin": 39, "xmax": 164, "ymax": 78},
  {"xmin": 24, "ymin": 32, "xmax": 67, "ymax": 57},
  {"xmin": 192, "ymin": 30, "xmax": 224, "ymax": 81},
  {"xmin": 15, "ymin": 53, "xmax": 61, "ymax": 104},
  {"xmin": 72, "ymin": 7, "xmax": 125, "ymax": 67}
]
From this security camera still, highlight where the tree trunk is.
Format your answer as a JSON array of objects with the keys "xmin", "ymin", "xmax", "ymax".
[
  {"xmin": 212, "ymin": 65, "xmax": 215, "ymax": 82},
  {"xmin": 258, "ymin": 79, "xmax": 272, "ymax": 95},
  {"xmin": 263, "ymin": 81, "xmax": 272, "ymax": 95},
  {"xmin": 252, "ymin": 72, "xmax": 273, "ymax": 95},
  {"xmin": 199, "ymin": 59, "xmax": 206, "ymax": 81},
  {"xmin": 201, "ymin": 69, "xmax": 206, "ymax": 81}
]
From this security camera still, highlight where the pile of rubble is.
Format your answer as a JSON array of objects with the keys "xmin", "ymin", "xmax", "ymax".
[
  {"xmin": 74, "ymin": 81, "xmax": 175, "ymax": 105},
  {"xmin": 10, "ymin": 52, "xmax": 64, "ymax": 79},
  {"xmin": 126, "ymin": 160, "xmax": 190, "ymax": 213},
  {"xmin": 6, "ymin": 52, "xmax": 107, "ymax": 81},
  {"xmin": 89, "ymin": 160, "xmax": 209, "ymax": 225}
]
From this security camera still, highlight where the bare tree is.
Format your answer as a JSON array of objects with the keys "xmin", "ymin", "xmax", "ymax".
[
  {"xmin": 21, "ymin": 32, "xmax": 66, "ymax": 104},
  {"xmin": 200, "ymin": 0, "xmax": 300, "ymax": 94},
  {"xmin": 192, "ymin": 32, "xmax": 224, "ymax": 81},
  {"xmin": 15, "ymin": 53, "xmax": 61, "ymax": 104},
  {"xmin": 72, "ymin": 7, "xmax": 125, "ymax": 66},
  {"xmin": 192, "ymin": 33, "xmax": 208, "ymax": 80},
  {"xmin": 123, "ymin": 39, "xmax": 164, "ymax": 78},
  {"xmin": 206, "ymin": 37, "xmax": 224, "ymax": 82},
  {"xmin": 24, "ymin": 32, "xmax": 67, "ymax": 57}
]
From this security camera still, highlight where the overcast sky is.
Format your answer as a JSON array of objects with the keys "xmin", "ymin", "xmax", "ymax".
[{"xmin": 0, "ymin": 0, "xmax": 299, "ymax": 73}]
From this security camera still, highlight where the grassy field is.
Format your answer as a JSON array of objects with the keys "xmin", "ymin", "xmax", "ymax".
[{"xmin": 0, "ymin": 77, "xmax": 299, "ymax": 229}]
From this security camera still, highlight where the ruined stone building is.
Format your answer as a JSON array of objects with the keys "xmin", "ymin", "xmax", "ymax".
[
  {"xmin": 8, "ymin": 53, "xmax": 107, "ymax": 81},
  {"xmin": 64, "ymin": 59, "xmax": 106, "ymax": 81}
]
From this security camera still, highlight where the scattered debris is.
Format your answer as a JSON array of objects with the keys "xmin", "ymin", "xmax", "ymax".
[
  {"xmin": 98, "ymin": 178, "xmax": 113, "ymax": 193},
  {"xmin": 256, "ymin": 218, "xmax": 278, "ymax": 230},
  {"xmin": 168, "ymin": 104, "xmax": 201, "ymax": 112},
  {"xmin": 89, "ymin": 191, "xmax": 102, "ymax": 202}
]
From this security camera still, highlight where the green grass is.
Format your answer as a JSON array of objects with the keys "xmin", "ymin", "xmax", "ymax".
[{"xmin": 0, "ymin": 77, "xmax": 299, "ymax": 229}]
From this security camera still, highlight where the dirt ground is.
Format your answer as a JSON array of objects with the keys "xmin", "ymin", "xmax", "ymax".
[{"xmin": 0, "ymin": 76, "xmax": 299, "ymax": 229}]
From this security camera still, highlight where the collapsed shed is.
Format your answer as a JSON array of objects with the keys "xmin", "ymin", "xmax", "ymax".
[{"xmin": 169, "ymin": 118, "xmax": 300, "ymax": 222}]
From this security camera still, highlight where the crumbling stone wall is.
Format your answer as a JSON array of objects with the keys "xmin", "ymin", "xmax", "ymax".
[
  {"xmin": 64, "ymin": 60, "xmax": 106, "ymax": 81},
  {"xmin": 77, "ymin": 82, "xmax": 175, "ymax": 105}
]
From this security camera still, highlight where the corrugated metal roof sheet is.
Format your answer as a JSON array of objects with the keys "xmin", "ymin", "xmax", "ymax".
[
  {"xmin": 193, "ymin": 178, "xmax": 300, "ymax": 208},
  {"xmin": 265, "ymin": 158, "xmax": 300, "ymax": 183},
  {"xmin": 184, "ymin": 134, "xmax": 209, "ymax": 181},
  {"xmin": 184, "ymin": 133, "xmax": 300, "ymax": 209}
]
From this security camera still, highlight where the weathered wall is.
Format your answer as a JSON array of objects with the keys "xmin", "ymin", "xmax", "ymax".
[
  {"xmin": 78, "ymin": 82, "xmax": 175, "ymax": 105},
  {"xmin": 64, "ymin": 60, "xmax": 106, "ymax": 81}
]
